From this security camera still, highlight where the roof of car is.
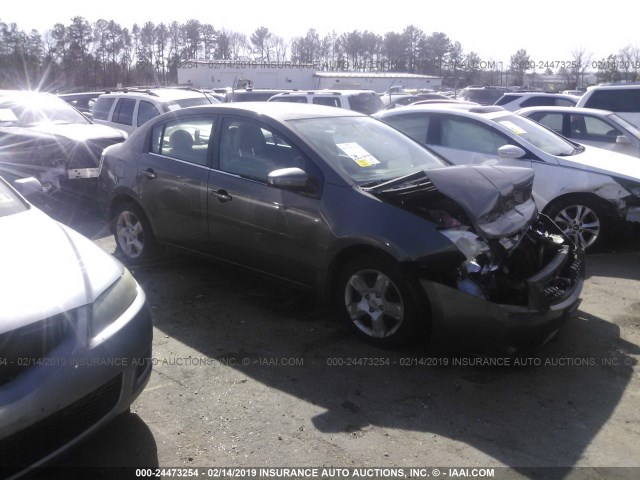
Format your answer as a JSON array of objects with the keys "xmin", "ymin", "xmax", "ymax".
[
  {"xmin": 377, "ymin": 103, "xmax": 506, "ymax": 117},
  {"xmin": 100, "ymin": 87, "xmax": 208, "ymax": 100},
  {"xmin": 154, "ymin": 101, "xmax": 366, "ymax": 122},
  {"xmin": 516, "ymin": 106, "xmax": 615, "ymax": 116}
]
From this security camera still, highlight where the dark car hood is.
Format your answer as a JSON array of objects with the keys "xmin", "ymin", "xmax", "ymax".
[
  {"xmin": 427, "ymin": 165, "xmax": 537, "ymax": 238},
  {"xmin": 369, "ymin": 165, "xmax": 537, "ymax": 239},
  {"xmin": 1, "ymin": 123, "xmax": 124, "ymax": 143},
  {"xmin": 0, "ymin": 206, "xmax": 123, "ymax": 332}
]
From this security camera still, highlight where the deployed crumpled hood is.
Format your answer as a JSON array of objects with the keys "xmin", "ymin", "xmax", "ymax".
[
  {"xmin": 0, "ymin": 206, "xmax": 123, "ymax": 333},
  {"xmin": 427, "ymin": 165, "xmax": 537, "ymax": 238}
]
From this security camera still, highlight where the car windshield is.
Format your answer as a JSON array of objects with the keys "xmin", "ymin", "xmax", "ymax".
[
  {"xmin": 162, "ymin": 97, "xmax": 213, "ymax": 112},
  {"xmin": 0, "ymin": 94, "xmax": 90, "ymax": 127},
  {"xmin": 288, "ymin": 116, "xmax": 448, "ymax": 185},
  {"xmin": 492, "ymin": 113, "xmax": 577, "ymax": 156},
  {"xmin": 608, "ymin": 113, "xmax": 640, "ymax": 138},
  {"xmin": 0, "ymin": 179, "xmax": 28, "ymax": 217}
]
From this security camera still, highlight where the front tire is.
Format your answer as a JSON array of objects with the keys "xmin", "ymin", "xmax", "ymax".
[
  {"xmin": 113, "ymin": 202, "xmax": 157, "ymax": 263},
  {"xmin": 545, "ymin": 196, "xmax": 609, "ymax": 251},
  {"xmin": 336, "ymin": 254, "xmax": 427, "ymax": 347}
]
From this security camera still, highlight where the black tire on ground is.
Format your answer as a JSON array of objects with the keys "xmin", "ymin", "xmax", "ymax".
[
  {"xmin": 544, "ymin": 196, "xmax": 610, "ymax": 251},
  {"xmin": 112, "ymin": 202, "xmax": 157, "ymax": 264},
  {"xmin": 336, "ymin": 253, "xmax": 428, "ymax": 347}
]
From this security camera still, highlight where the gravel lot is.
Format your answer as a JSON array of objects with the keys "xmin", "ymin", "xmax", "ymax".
[{"xmin": 37, "ymin": 195, "xmax": 640, "ymax": 478}]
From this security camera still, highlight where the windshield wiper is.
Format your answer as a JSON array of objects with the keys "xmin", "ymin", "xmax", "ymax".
[{"xmin": 361, "ymin": 170, "xmax": 429, "ymax": 193}]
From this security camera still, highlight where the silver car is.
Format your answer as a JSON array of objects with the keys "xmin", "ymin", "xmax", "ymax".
[{"xmin": 0, "ymin": 177, "xmax": 152, "ymax": 478}]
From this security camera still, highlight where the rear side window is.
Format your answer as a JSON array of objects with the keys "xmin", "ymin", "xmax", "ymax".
[
  {"xmin": 92, "ymin": 97, "xmax": 115, "ymax": 121},
  {"xmin": 585, "ymin": 89, "xmax": 640, "ymax": 112},
  {"xmin": 113, "ymin": 98, "xmax": 136, "ymax": 125},
  {"xmin": 151, "ymin": 117, "xmax": 215, "ymax": 166},
  {"xmin": 384, "ymin": 115, "xmax": 431, "ymax": 144},
  {"xmin": 529, "ymin": 112, "xmax": 563, "ymax": 134}
]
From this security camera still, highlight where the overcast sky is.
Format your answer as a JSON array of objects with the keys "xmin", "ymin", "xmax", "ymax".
[{"xmin": 2, "ymin": 0, "xmax": 637, "ymax": 67}]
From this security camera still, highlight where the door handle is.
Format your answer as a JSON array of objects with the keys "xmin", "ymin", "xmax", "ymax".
[
  {"xmin": 210, "ymin": 189, "xmax": 232, "ymax": 202},
  {"xmin": 140, "ymin": 168, "xmax": 157, "ymax": 179}
]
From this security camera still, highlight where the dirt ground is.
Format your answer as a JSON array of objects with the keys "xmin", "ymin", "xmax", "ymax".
[{"xmin": 40, "ymin": 196, "xmax": 640, "ymax": 479}]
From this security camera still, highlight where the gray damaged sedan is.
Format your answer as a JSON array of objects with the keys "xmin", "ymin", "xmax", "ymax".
[
  {"xmin": 0, "ymin": 177, "xmax": 152, "ymax": 478},
  {"xmin": 98, "ymin": 103, "xmax": 584, "ymax": 351}
]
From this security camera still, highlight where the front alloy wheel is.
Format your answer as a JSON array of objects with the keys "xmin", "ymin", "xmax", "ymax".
[
  {"xmin": 338, "ymin": 255, "xmax": 426, "ymax": 347},
  {"xmin": 551, "ymin": 203, "xmax": 602, "ymax": 250},
  {"xmin": 345, "ymin": 269, "xmax": 404, "ymax": 339}
]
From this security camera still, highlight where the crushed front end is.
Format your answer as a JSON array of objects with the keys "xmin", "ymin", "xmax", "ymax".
[{"xmin": 368, "ymin": 165, "xmax": 585, "ymax": 352}]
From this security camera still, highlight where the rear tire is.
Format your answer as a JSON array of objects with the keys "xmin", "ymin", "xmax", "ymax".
[
  {"xmin": 336, "ymin": 254, "xmax": 428, "ymax": 347},
  {"xmin": 113, "ymin": 202, "xmax": 157, "ymax": 264}
]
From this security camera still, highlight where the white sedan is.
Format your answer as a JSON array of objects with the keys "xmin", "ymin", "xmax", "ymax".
[{"xmin": 375, "ymin": 104, "xmax": 640, "ymax": 250}]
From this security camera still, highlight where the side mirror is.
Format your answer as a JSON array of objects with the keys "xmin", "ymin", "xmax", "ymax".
[
  {"xmin": 14, "ymin": 177, "xmax": 44, "ymax": 197},
  {"xmin": 268, "ymin": 167, "xmax": 310, "ymax": 190},
  {"xmin": 498, "ymin": 144, "xmax": 526, "ymax": 159},
  {"xmin": 616, "ymin": 135, "xmax": 632, "ymax": 145}
]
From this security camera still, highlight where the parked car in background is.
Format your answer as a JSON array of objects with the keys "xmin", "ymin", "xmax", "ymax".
[
  {"xmin": 517, "ymin": 106, "xmax": 640, "ymax": 157},
  {"xmin": 98, "ymin": 102, "xmax": 583, "ymax": 352},
  {"xmin": 0, "ymin": 175, "xmax": 152, "ymax": 478},
  {"xmin": 0, "ymin": 90, "xmax": 126, "ymax": 195},
  {"xmin": 577, "ymin": 83, "xmax": 640, "ymax": 127},
  {"xmin": 268, "ymin": 90, "xmax": 384, "ymax": 114},
  {"xmin": 494, "ymin": 92, "xmax": 579, "ymax": 111},
  {"xmin": 225, "ymin": 88, "xmax": 291, "ymax": 102},
  {"xmin": 562, "ymin": 90, "xmax": 584, "ymax": 96},
  {"xmin": 58, "ymin": 91, "xmax": 105, "ymax": 115},
  {"xmin": 381, "ymin": 93, "xmax": 452, "ymax": 110},
  {"xmin": 456, "ymin": 86, "xmax": 506, "ymax": 105},
  {"xmin": 375, "ymin": 104, "xmax": 640, "ymax": 250},
  {"xmin": 91, "ymin": 87, "xmax": 215, "ymax": 134}
]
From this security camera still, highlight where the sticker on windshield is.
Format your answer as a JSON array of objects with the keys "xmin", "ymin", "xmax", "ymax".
[
  {"xmin": 166, "ymin": 104, "xmax": 181, "ymax": 111},
  {"xmin": 499, "ymin": 120, "xmax": 527, "ymax": 135},
  {"xmin": 337, "ymin": 143, "xmax": 381, "ymax": 167}
]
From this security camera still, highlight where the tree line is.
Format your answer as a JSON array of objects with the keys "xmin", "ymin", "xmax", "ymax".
[{"xmin": 1, "ymin": 17, "xmax": 638, "ymax": 92}]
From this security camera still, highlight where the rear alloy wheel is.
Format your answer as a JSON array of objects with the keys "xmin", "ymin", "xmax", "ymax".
[
  {"xmin": 113, "ymin": 203, "xmax": 156, "ymax": 263},
  {"xmin": 337, "ymin": 255, "xmax": 425, "ymax": 347},
  {"xmin": 546, "ymin": 198, "xmax": 608, "ymax": 251}
]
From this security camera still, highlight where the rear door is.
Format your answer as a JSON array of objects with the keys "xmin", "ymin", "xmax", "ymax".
[{"xmin": 137, "ymin": 115, "xmax": 216, "ymax": 250}]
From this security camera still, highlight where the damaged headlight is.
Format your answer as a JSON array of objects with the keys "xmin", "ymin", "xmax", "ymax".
[
  {"xmin": 91, "ymin": 268, "xmax": 138, "ymax": 337},
  {"xmin": 440, "ymin": 229, "xmax": 490, "ymax": 260},
  {"xmin": 440, "ymin": 229, "xmax": 497, "ymax": 298}
]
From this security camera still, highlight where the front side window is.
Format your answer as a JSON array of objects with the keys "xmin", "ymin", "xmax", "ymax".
[
  {"xmin": 571, "ymin": 114, "xmax": 620, "ymax": 140},
  {"xmin": 219, "ymin": 118, "xmax": 307, "ymax": 182},
  {"xmin": 137, "ymin": 101, "xmax": 159, "ymax": 126},
  {"xmin": 151, "ymin": 117, "xmax": 215, "ymax": 166}
]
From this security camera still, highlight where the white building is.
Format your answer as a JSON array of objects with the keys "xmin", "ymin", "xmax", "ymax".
[{"xmin": 177, "ymin": 60, "xmax": 442, "ymax": 92}]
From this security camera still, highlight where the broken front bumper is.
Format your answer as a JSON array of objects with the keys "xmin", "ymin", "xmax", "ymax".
[{"xmin": 421, "ymin": 247, "xmax": 585, "ymax": 354}]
